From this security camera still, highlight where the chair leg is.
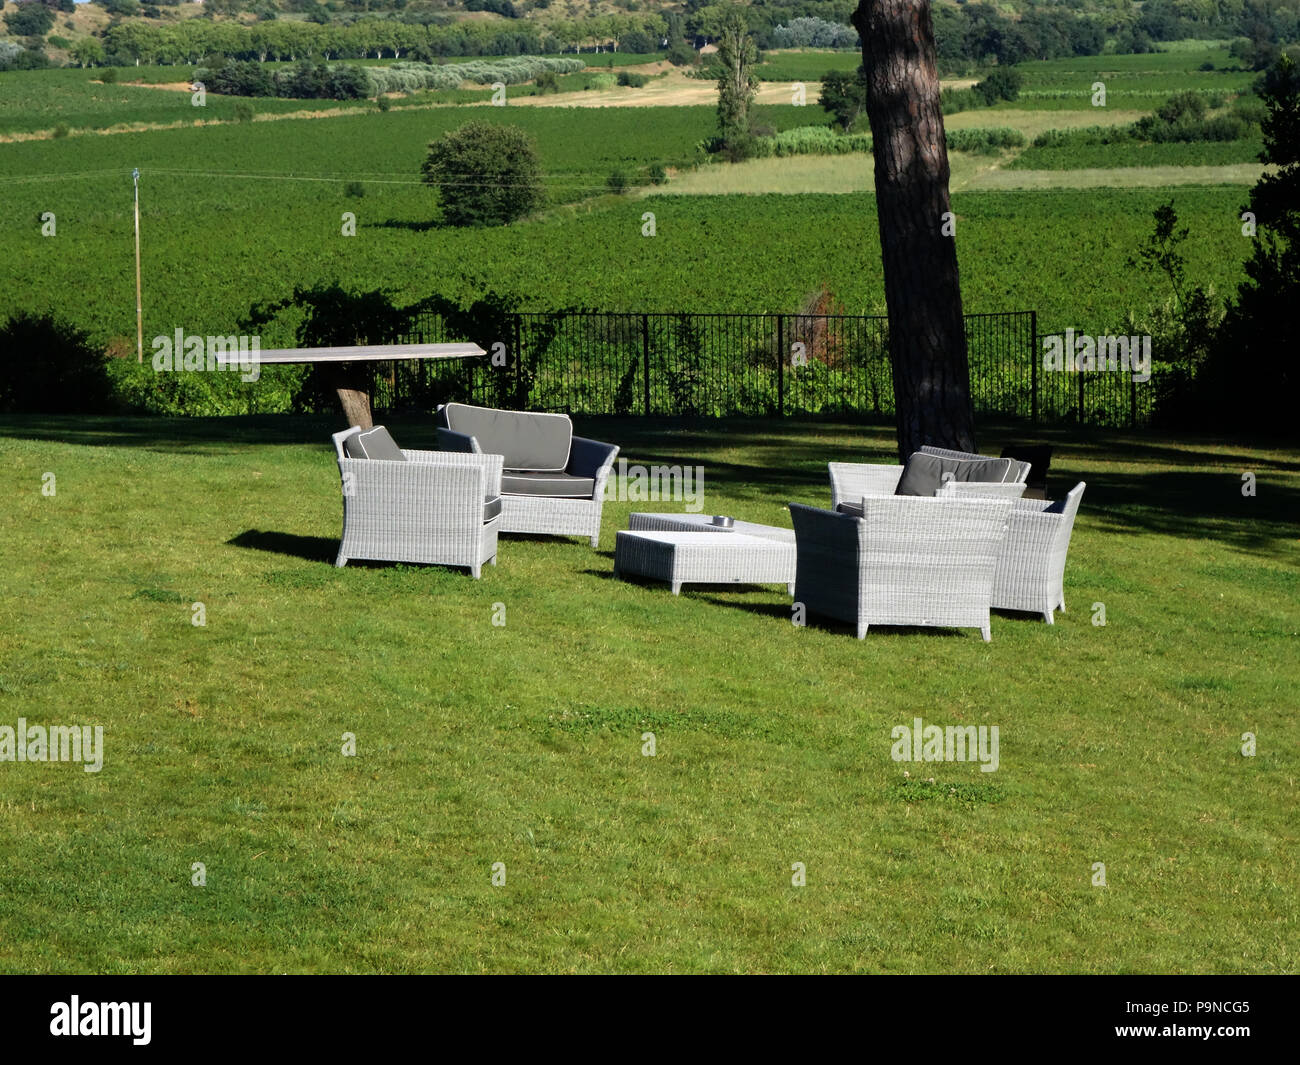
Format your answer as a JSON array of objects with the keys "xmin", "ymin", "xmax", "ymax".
[
  {"xmin": 671, "ymin": 581, "xmax": 682, "ymax": 595},
  {"xmin": 489, "ymin": 554, "xmax": 497, "ymax": 566},
  {"xmin": 856, "ymin": 622, "xmax": 868, "ymax": 639},
  {"xmin": 787, "ymin": 582, "xmax": 795, "ymax": 596},
  {"xmin": 1044, "ymin": 609, "xmax": 1054, "ymax": 624},
  {"xmin": 335, "ymin": 552, "xmax": 348, "ymax": 568},
  {"xmin": 471, "ymin": 564, "xmax": 481, "ymax": 579},
  {"xmin": 589, "ymin": 534, "xmax": 600, "ymax": 548},
  {"xmin": 981, "ymin": 623, "xmax": 992, "ymax": 642}
]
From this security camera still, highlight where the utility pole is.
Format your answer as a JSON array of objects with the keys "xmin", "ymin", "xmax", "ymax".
[{"xmin": 133, "ymin": 168, "xmax": 142, "ymax": 363}]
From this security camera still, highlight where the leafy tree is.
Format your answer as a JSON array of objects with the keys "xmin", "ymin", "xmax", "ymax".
[
  {"xmin": 714, "ymin": 6, "xmax": 758, "ymax": 153},
  {"xmin": 421, "ymin": 122, "xmax": 543, "ymax": 227},
  {"xmin": 819, "ymin": 64, "xmax": 868, "ymax": 131},
  {"xmin": 1201, "ymin": 56, "xmax": 1300, "ymax": 433},
  {"xmin": 974, "ymin": 66, "xmax": 1022, "ymax": 105},
  {"xmin": 0, "ymin": 312, "xmax": 112, "ymax": 414},
  {"xmin": 3, "ymin": 3, "xmax": 55, "ymax": 36}
]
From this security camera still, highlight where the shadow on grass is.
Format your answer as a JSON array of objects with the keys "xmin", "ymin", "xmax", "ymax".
[
  {"xmin": 5, "ymin": 413, "xmax": 1297, "ymax": 561},
  {"xmin": 228, "ymin": 529, "xmax": 337, "ymax": 564}
]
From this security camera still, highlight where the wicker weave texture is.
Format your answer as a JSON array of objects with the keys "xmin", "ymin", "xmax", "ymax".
[
  {"xmin": 789, "ymin": 498, "xmax": 1013, "ymax": 640},
  {"xmin": 992, "ymin": 482, "xmax": 1086, "ymax": 621},
  {"xmin": 332, "ymin": 428, "xmax": 502, "ymax": 578},
  {"xmin": 614, "ymin": 531, "xmax": 796, "ymax": 595}
]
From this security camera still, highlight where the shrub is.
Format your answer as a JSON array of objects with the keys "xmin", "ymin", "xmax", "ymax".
[
  {"xmin": 617, "ymin": 71, "xmax": 648, "ymax": 88},
  {"xmin": 421, "ymin": 121, "xmax": 543, "ymax": 227},
  {"xmin": 534, "ymin": 69, "xmax": 558, "ymax": 93},
  {"xmin": 946, "ymin": 127, "xmax": 1026, "ymax": 153},
  {"xmin": 606, "ymin": 169, "xmax": 628, "ymax": 194},
  {"xmin": 648, "ymin": 163, "xmax": 667, "ymax": 185},
  {"xmin": 3, "ymin": 3, "xmax": 55, "ymax": 36},
  {"xmin": 375, "ymin": 94, "xmax": 391, "ymax": 111},
  {"xmin": 0, "ymin": 312, "xmax": 113, "ymax": 414},
  {"xmin": 99, "ymin": 67, "xmax": 117, "ymax": 84},
  {"xmin": 234, "ymin": 102, "xmax": 254, "ymax": 123},
  {"xmin": 344, "ymin": 180, "xmax": 365, "ymax": 198},
  {"xmin": 974, "ymin": 67, "xmax": 1022, "ymax": 105},
  {"xmin": 52, "ymin": 124, "xmax": 69, "ymax": 139},
  {"xmin": 742, "ymin": 126, "xmax": 872, "ymax": 159}
]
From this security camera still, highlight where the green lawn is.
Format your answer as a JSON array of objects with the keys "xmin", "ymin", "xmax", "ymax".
[{"xmin": 0, "ymin": 414, "xmax": 1295, "ymax": 973}]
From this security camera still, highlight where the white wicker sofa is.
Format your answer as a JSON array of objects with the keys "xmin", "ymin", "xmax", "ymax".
[
  {"xmin": 332, "ymin": 425, "xmax": 502, "ymax": 578},
  {"xmin": 435, "ymin": 403, "xmax": 618, "ymax": 547},
  {"xmin": 830, "ymin": 445, "xmax": 1031, "ymax": 512},
  {"xmin": 789, "ymin": 496, "xmax": 1014, "ymax": 641}
]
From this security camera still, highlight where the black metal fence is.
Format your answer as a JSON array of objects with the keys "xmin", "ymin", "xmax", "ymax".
[{"xmin": 369, "ymin": 309, "xmax": 1154, "ymax": 426}]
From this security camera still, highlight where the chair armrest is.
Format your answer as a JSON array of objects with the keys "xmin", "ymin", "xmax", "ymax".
[
  {"xmin": 569, "ymin": 436, "xmax": 620, "ymax": 484},
  {"xmin": 396, "ymin": 450, "xmax": 503, "ymax": 497},
  {"xmin": 828, "ymin": 462, "xmax": 904, "ymax": 508},
  {"xmin": 789, "ymin": 502, "xmax": 864, "ymax": 566},
  {"xmin": 436, "ymin": 427, "xmax": 480, "ymax": 454}
]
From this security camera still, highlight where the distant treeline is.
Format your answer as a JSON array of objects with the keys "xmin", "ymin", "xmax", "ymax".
[
  {"xmin": 25, "ymin": 0, "xmax": 1300, "ymax": 71},
  {"xmin": 195, "ymin": 56, "xmax": 586, "ymax": 99}
]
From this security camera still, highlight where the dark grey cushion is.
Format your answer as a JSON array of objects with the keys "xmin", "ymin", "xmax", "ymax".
[
  {"xmin": 483, "ymin": 495, "xmax": 502, "ymax": 522},
  {"xmin": 896, "ymin": 453, "xmax": 1014, "ymax": 496},
  {"xmin": 501, "ymin": 472, "xmax": 595, "ymax": 498},
  {"xmin": 442, "ymin": 403, "xmax": 572, "ymax": 472},
  {"xmin": 835, "ymin": 501, "xmax": 864, "ymax": 517},
  {"xmin": 344, "ymin": 425, "xmax": 405, "ymax": 462}
]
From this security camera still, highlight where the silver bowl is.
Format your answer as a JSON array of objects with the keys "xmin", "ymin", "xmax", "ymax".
[{"xmin": 709, "ymin": 515, "xmax": 735, "ymax": 529}]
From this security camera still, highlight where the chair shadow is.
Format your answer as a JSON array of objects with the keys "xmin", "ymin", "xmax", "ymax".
[{"xmin": 228, "ymin": 529, "xmax": 338, "ymax": 564}]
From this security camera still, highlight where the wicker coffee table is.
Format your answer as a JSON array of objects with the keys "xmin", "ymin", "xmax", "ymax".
[{"xmin": 615, "ymin": 514, "xmax": 796, "ymax": 596}]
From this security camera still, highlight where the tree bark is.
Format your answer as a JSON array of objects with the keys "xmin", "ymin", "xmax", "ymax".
[
  {"xmin": 326, "ymin": 365, "xmax": 373, "ymax": 428},
  {"xmin": 852, "ymin": 0, "xmax": 977, "ymax": 459}
]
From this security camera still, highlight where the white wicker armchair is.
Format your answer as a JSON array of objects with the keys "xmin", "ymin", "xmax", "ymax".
[
  {"xmin": 789, "ymin": 497, "xmax": 1013, "ymax": 641},
  {"xmin": 331, "ymin": 427, "xmax": 503, "ymax": 578},
  {"xmin": 992, "ymin": 482, "xmax": 1086, "ymax": 622}
]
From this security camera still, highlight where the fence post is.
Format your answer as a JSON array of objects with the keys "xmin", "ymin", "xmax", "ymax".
[
  {"xmin": 641, "ymin": 314, "xmax": 651, "ymax": 416},
  {"xmin": 1131, "ymin": 376, "xmax": 1138, "ymax": 429},
  {"xmin": 1078, "ymin": 370, "xmax": 1085, "ymax": 426},
  {"xmin": 513, "ymin": 315, "xmax": 524, "ymax": 408},
  {"xmin": 777, "ymin": 315, "xmax": 785, "ymax": 418},
  {"xmin": 1030, "ymin": 310, "xmax": 1039, "ymax": 424}
]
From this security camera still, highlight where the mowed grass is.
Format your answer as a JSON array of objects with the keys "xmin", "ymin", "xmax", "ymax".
[{"xmin": 0, "ymin": 415, "xmax": 1296, "ymax": 973}]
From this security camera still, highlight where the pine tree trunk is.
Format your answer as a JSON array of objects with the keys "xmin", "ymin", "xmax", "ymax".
[{"xmin": 852, "ymin": 0, "xmax": 976, "ymax": 459}]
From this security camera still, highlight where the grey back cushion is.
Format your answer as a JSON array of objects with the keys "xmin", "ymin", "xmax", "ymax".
[
  {"xmin": 896, "ymin": 452, "xmax": 1014, "ymax": 496},
  {"xmin": 343, "ymin": 425, "xmax": 406, "ymax": 461},
  {"xmin": 442, "ymin": 403, "xmax": 572, "ymax": 472}
]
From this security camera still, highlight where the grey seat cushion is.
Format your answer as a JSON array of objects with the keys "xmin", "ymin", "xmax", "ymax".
[
  {"xmin": 896, "ymin": 453, "xmax": 1014, "ymax": 496},
  {"xmin": 483, "ymin": 495, "xmax": 502, "ymax": 522},
  {"xmin": 442, "ymin": 403, "xmax": 572, "ymax": 472},
  {"xmin": 343, "ymin": 425, "xmax": 406, "ymax": 461},
  {"xmin": 501, "ymin": 472, "xmax": 596, "ymax": 498},
  {"xmin": 835, "ymin": 501, "xmax": 864, "ymax": 517}
]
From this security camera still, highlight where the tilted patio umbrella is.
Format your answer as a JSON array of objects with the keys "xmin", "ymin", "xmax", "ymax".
[{"xmin": 215, "ymin": 342, "xmax": 486, "ymax": 428}]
